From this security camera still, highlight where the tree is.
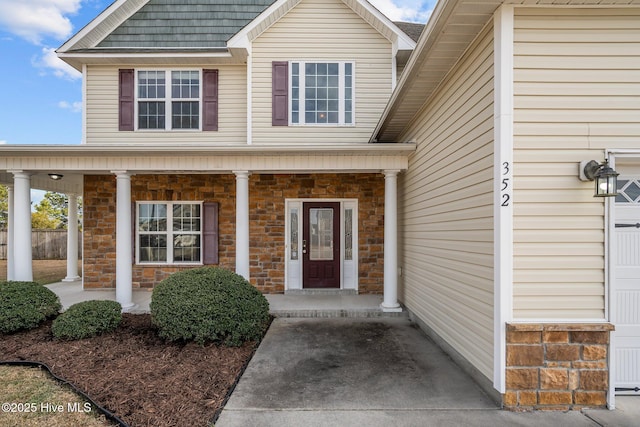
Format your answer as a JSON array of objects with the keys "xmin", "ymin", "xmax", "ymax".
[
  {"xmin": 0, "ymin": 185, "xmax": 7, "ymax": 229},
  {"xmin": 0, "ymin": 188, "xmax": 82, "ymax": 230},
  {"xmin": 31, "ymin": 192, "xmax": 83, "ymax": 230}
]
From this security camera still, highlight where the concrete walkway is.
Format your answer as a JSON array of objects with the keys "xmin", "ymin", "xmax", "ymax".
[
  {"xmin": 216, "ymin": 318, "xmax": 639, "ymax": 427},
  {"xmin": 46, "ymin": 282, "xmax": 639, "ymax": 426}
]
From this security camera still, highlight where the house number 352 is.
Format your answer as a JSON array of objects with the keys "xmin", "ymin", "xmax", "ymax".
[{"xmin": 501, "ymin": 161, "xmax": 511, "ymax": 207}]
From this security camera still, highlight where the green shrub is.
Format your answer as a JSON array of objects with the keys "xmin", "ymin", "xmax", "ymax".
[
  {"xmin": 151, "ymin": 267, "xmax": 270, "ymax": 346},
  {"xmin": 52, "ymin": 300, "xmax": 122, "ymax": 340},
  {"xmin": 0, "ymin": 281, "xmax": 61, "ymax": 334}
]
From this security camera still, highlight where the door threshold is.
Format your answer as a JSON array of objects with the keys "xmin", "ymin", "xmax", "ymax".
[{"xmin": 285, "ymin": 289, "xmax": 357, "ymax": 296}]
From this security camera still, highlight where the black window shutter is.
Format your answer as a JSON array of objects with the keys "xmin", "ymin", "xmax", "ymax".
[
  {"xmin": 202, "ymin": 69, "xmax": 219, "ymax": 131},
  {"xmin": 203, "ymin": 202, "xmax": 219, "ymax": 264},
  {"xmin": 119, "ymin": 69, "xmax": 135, "ymax": 131},
  {"xmin": 272, "ymin": 61, "xmax": 288, "ymax": 126}
]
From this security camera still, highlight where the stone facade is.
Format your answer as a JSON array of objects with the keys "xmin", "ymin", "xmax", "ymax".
[
  {"xmin": 83, "ymin": 173, "xmax": 385, "ymax": 293},
  {"xmin": 504, "ymin": 323, "xmax": 615, "ymax": 410}
]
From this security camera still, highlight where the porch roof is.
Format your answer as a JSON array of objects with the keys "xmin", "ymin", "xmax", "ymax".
[{"xmin": 0, "ymin": 142, "xmax": 415, "ymax": 193}]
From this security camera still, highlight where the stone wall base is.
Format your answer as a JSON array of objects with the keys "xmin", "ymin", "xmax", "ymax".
[{"xmin": 504, "ymin": 323, "xmax": 614, "ymax": 410}]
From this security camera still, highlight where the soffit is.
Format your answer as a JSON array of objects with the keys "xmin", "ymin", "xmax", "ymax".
[{"xmin": 373, "ymin": 0, "xmax": 640, "ymax": 143}]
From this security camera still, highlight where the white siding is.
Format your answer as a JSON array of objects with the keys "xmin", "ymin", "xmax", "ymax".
[
  {"xmin": 398, "ymin": 26, "xmax": 495, "ymax": 380},
  {"xmin": 85, "ymin": 64, "xmax": 247, "ymax": 144},
  {"xmin": 513, "ymin": 8, "xmax": 640, "ymax": 319},
  {"xmin": 251, "ymin": 0, "xmax": 393, "ymax": 144}
]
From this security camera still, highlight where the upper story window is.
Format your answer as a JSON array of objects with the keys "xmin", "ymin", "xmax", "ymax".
[
  {"xmin": 119, "ymin": 69, "xmax": 218, "ymax": 132},
  {"xmin": 289, "ymin": 61, "xmax": 354, "ymax": 126},
  {"xmin": 137, "ymin": 70, "xmax": 200, "ymax": 130}
]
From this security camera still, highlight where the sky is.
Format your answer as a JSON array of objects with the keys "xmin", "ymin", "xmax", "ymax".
[{"xmin": 0, "ymin": 0, "xmax": 434, "ymax": 147}]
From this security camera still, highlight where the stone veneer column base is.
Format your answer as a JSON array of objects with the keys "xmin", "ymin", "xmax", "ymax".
[{"xmin": 504, "ymin": 323, "xmax": 614, "ymax": 411}]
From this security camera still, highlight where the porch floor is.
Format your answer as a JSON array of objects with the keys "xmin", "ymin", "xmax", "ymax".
[{"xmin": 45, "ymin": 282, "xmax": 400, "ymax": 317}]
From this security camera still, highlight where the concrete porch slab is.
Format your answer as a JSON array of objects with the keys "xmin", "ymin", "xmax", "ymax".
[{"xmin": 46, "ymin": 282, "xmax": 396, "ymax": 317}]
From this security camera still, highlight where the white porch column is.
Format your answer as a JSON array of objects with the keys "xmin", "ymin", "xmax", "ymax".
[
  {"xmin": 62, "ymin": 193, "xmax": 80, "ymax": 282},
  {"xmin": 234, "ymin": 171, "xmax": 251, "ymax": 280},
  {"xmin": 113, "ymin": 171, "xmax": 135, "ymax": 310},
  {"xmin": 12, "ymin": 172, "xmax": 33, "ymax": 282},
  {"xmin": 6, "ymin": 185, "xmax": 15, "ymax": 280},
  {"xmin": 381, "ymin": 170, "xmax": 402, "ymax": 312}
]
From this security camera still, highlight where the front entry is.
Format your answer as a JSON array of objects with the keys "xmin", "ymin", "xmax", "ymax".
[{"xmin": 303, "ymin": 202, "xmax": 341, "ymax": 288}]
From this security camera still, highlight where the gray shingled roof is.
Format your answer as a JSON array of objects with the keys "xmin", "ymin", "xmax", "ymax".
[
  {"xmin": 394, "ymin": 21, "xmax": 424, "ymax": 43},
  {"xmin": 98, "ymin": 0, "xmax": 276, "ymax": 48}
]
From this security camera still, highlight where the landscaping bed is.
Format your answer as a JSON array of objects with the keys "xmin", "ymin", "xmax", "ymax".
[{"xmin": 0, "ymin": 314, "xmax": 257, "ymax": 426}]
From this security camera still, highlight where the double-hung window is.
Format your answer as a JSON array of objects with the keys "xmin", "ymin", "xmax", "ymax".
[
  {"xmin": 137, "ymin": 202, "xmax": 202, "ymax": 264},
  {"xmin": 137, "ymin": 70, "xmax": 200, "ymax": 130},
  {"xmin": 290, "ymin": 61, "xmax": 354, "ymax": 125}
]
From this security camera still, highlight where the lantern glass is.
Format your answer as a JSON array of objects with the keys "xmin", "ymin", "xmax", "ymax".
[{"xmin": 594, "ymin": 165, "xmax": 619, "ymax": 197}]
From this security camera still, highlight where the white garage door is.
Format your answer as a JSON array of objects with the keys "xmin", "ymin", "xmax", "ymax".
[{"xmin": 613, "ymin": 176, "xmax": 640, "ymax": 395}]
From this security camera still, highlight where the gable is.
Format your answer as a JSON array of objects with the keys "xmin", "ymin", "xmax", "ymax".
[{"xmin": 98, "ymin": 0, "xmax": 275, "ymax": 48}]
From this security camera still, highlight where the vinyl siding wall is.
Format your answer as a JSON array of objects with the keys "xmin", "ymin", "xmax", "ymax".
[
  {"xmin": 251, "ymin": 0, "xmax": 393, "ymax": 144},
  {"xmin": 398, "ymin": 26, "xmax": 495, "ymax": 380},
  {"xmin": 512, "ymin": 8, "xmax": 640, "ymax": 319},
  {"xmin": 85, "ymin": 64, "xmax": 247, "ymax": 144}
]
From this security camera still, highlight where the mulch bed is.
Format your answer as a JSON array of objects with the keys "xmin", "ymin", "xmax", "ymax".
[{"xmin": 0, "ymin": 314, "xmax": 258, "ymax": 426}]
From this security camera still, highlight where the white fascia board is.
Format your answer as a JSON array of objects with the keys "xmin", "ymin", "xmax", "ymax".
[
  {"xmin": 345, "ymin": 0, "xmax": 416, "ymax": 50},
  {"xmin": 227, "ymin": 0, "xmax": 300, "ymax": 49},
  {"xmin": 370, "ymin": 0, "xmax": 459, "ymax": 141},
  {"xmin": 58, "ymin": 0, "xmax": 148, "ymax": 53},
  {"xmin": 0, "ymin": 143, "xmax": 415, "ymax": 157},
  {"xmin": 57, "ymin": 50, "xmax": 235, "ymax": 71}
]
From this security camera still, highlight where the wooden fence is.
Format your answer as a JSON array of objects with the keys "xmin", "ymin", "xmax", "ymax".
[{"xmin": 0, "ymin": 229, "xmax": 82, "ymax": 260}]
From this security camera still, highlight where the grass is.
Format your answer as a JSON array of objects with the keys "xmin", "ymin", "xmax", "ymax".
[
  {"xmin": 0, "ymin": 260, "xmax": 79, "ymax": 285},
  {"xmin": 1, "ymin": 260, "xmax": 108, "ymax": 426},
  {"xmin": 0, "ymin": 366, "xmax": 111, "ymax": 427}
]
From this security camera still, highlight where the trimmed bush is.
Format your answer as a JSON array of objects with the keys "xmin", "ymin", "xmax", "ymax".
[
  {"xmin": 52, "ymin": 300, "xmax": 122, "ymax": 340},
  {"xmin": 151, "ymin": 267, "xmax": 270, "ymax": 346},
  {"xmin": 0, "ymin": 281, "xmax": 61, "ymax": 334}
]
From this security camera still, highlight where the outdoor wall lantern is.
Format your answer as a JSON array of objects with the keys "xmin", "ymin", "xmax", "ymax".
[
  {"xmin": 579, "ymin": 160, "xmax": 619, "ymax": 197},
  {"xmin": 48, "ymin": 173, "xmax": 64, "ymax": 181}
]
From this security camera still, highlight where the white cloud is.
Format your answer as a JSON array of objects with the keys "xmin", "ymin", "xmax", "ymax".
[
  {"xmin": 0, "ymin": 0, "xmax": 82, "ymax": 44},
  {"xmin": 0, "ymin": 140, "xmax": 6, "ymax": 144},
  {"xmin": 58, "ymin": 100, "xmax": 82, "ymax": 113},
  {"xmin": 369, "ymin": 0, "xmax": 433, "ymax": 23},
  {"xmin": 33, "ymin": 47, "xmax": 82, "ymax": 80}
]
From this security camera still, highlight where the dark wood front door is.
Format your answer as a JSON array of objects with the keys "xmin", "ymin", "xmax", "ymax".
[{"xmin": 303, "ymin": 202, "xmax": 340, "ymax": 288}]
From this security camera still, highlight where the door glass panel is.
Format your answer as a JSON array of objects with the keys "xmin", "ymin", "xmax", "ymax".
[
  {"xmin": 290, "ymin": 208, "xmax": 299, "ymax": 260},
  {"xmin": 310, "ymin": 208, "xmax": 334, "ymax": 260},
  {"xmin": 345, "ymin": 208, "xmax": 353, "ymax": 260}
]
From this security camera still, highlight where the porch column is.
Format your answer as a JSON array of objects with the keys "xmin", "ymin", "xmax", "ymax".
[
  {"xmin": 12, "ymin": 172, "xmax": 33, "ymax": 281},
  {"xmin": 381, "ymin": 170, "xmax": 402, "ymax": 312},
  {"xmin": 113, "ymin": 171, "xmax": 135, "ymax": 310},
  {"xmin": 62, "ymin": 193, "xmax": 80, "ymax": 282},
  {"xmin": 234, "ymin": 171, "xmax": 251, "ymax": 280},
  {"xmin": 6, "ymin": 185, "xmax": 15, "ymax": 280}
]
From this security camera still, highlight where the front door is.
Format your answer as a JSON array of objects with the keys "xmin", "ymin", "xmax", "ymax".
[
  {"xmin": 613, "ymin": 174, "xmax": 640, "ymax": 394},
  {"xmin": 303, "ymin": 202, "xmax": 340, "ymax": 288}
]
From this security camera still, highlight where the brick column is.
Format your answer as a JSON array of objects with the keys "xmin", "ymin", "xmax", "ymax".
[{"xmin": 504, "ymin": 323, "xmax": 614, "ymax": 410}]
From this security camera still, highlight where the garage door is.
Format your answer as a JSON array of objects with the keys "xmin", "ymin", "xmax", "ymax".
[{"xmin": 613, "ymin": 176, "xmax": 640, "ymax": 394}]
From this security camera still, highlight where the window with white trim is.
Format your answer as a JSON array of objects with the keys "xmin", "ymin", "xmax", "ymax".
[
  {"xmin": 137, "ymin": 70, "xmax": 200, "ymax": 130},
  {"xmin": 290, "ymin": 61, "xmax": 354, "ymax": 125},
  {"xmin": 137, "ymin": 202, "xmax": 202, "ymax": 264}
]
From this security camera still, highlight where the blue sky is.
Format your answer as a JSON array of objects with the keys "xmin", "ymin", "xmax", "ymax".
[{"xmin": 0, "ymin": 0, "xmax": 434, "ymax": 147}]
